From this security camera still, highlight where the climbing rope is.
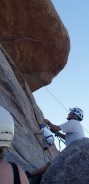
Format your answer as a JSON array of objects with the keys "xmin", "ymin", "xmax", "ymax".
[
  {"xmin": 43, "ymin": 149, "xmax": 47, "ymax": 163},
  {"xmin": 56, "ymin": 137, "xmax": 65, "ymax": 151},
  {"xmin": 45, "ymin": 86, "xmax": 69, "ymax": 113}
]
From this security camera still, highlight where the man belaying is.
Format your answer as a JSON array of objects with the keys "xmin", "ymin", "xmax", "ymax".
[
  {"xmin": 45, "ymin": 107, "xmax": 85, "ymax": 146},
  {"xmin": 26, "ymin": 107, "xmax": 85, "ymax": 184}
]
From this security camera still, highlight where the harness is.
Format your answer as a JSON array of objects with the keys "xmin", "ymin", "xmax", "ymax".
[
  {"xmin": 45, "ymin": 135, "xmax": 54, "ymax": 145},
  {"xmin": 46, "ymin": 135, "xmax": 54, "ymax": 139}
]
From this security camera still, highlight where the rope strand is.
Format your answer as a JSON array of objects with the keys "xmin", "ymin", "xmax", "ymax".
[{"xmin": 45, "ymin": 87, "xmax": 69, "ymax": 113}]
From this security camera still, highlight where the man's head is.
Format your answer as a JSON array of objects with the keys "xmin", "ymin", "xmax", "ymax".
[
  {"xmin": 67, "ymin": 107, "xmax": 84, "ymax": 121},
  {"xmin": 0, "ymin": 106, "xmax": 14, "ymax": 148}
]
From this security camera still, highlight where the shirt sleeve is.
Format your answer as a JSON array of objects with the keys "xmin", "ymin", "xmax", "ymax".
[{"xmin": 60, "ymin": 120, "xmax": 76, "ymax": 133}]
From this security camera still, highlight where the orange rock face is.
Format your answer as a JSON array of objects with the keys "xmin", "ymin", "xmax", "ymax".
[{"xmin": 0, "ymin": 0, "xmax": 70, "ymax": 91}]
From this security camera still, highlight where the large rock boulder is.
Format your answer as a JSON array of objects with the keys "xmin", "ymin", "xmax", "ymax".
[
  {"xmin": 0, "ymin": 46, "xmax": 58, "ymax": 171},
  {"xmin": 41, "ymin": 138, "xmax": 89, "ymax": 184},
  {"xmin": 0, "ymin": 0, "xmax": 70, "ymax": 174},
  {"xmin": 0, "ymin": 0, "xmax": 70, "ymax": 91}
]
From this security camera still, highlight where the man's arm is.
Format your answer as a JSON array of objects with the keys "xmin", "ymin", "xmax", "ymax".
[
  {"xmin": 31, "ymin": 162, "xmax": 51, "ymax": 176},
  {"xmin": 44, "ymin": 119, "xmax": 61, "ymax": 132},
  {"xmin": 44, "ymin": 119, "xmax": 65, "ymax": 140},
  {"xmin": 55, "ymin": 131, "xmax": 65, "ymax": 140}
]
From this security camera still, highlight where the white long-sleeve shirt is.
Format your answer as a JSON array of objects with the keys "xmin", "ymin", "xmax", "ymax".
[{"xmin": 60, "ymin": 119, "xmax": 85, "ymax": 146}]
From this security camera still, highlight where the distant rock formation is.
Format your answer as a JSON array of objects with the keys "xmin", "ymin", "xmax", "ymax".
[
  {"xmin": 41, "ymin": 138, "xmax": 89, "ymax": 184},
  {"xmin": 0, "ymin": 0, "xmax": 70, "ymax": 91}
]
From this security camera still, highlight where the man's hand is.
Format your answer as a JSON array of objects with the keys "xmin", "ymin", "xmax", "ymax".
[{"xmin": 44, "ymin": 119, "xmax": 51, "ymax": 126}]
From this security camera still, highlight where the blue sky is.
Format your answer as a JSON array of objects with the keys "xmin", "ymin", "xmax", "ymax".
[{"xmin": 33, "ymin": 1, "xmax": 89, "ymax": 149}]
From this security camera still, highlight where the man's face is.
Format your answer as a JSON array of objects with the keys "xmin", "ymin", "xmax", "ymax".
[{"xmin": 67, "ymin": 112, "xmax": 73, "ymax": 120}]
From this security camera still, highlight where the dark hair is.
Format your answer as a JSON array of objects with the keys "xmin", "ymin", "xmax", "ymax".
[{"xmin": 0, "ymin": 148, "xmax": 5, "ymax": 159}]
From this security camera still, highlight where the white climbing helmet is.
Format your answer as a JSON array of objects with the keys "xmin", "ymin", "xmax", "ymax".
[
  {"xmin": 0, "ymin": 106, "xmax": 14, "ymax": 147},
  {"xmin": 69, "ymin": 107, "xmax": 84, "ymax": 121}
]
